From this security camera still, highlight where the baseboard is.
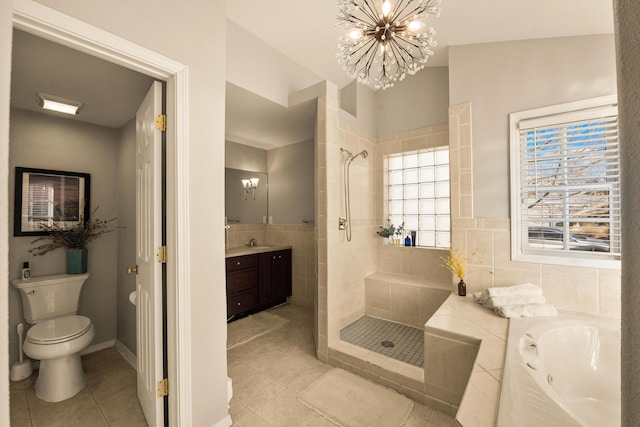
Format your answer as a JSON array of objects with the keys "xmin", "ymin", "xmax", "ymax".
[
  {"xmin": 211, "ymin": 414, "xmax": 232, "ymax": 427},
  {"xmin": 80, "ymin": 339, "xmax": 116, "ymax": 356},
  {"xmin": 115, "ymin": 340, "xmax": 137, "ymax": 370}
]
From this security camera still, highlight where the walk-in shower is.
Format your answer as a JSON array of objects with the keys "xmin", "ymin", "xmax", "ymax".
[{"xmin": 340, "ymin": 148, "xmax": 368, "ymax": 241}]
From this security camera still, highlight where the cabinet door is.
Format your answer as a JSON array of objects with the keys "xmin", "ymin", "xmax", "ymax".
[{"xmin": 259, "ymin": 249, "xmax": 292, "ymax": 306}]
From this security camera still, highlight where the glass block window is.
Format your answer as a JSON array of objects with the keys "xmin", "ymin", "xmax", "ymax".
[{"xmin": 387, "ymin": 147, "xmax": 450, "ymax": 248}]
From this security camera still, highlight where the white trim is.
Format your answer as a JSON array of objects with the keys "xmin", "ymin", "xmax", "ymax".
[
  {"xmin": 211, "ymin": 415, "xmax": 233, "ymax": 427},
  {"xmin": 12, "ymin": 2, "xmax": 193, "ymax": 426},
  {"xmin": 115, "ymin": 340, "xmax": 137, "ymax": 370}
]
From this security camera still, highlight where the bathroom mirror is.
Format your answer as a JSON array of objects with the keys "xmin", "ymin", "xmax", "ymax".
[{"xmin": 225, "ymin": 168, "xmax": 268, "ymax": 224}]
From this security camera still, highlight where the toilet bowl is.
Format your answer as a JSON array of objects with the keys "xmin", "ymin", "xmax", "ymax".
[
  {"xmin": 12, "ymin": 273, "xmax": 94, "ymax": 402},
  {"xmin": 24, "ymin": 315, "xmax": 95, "ymax": 402}
]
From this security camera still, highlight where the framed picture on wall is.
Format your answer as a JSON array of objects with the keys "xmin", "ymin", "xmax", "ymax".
[{"xmin": 14, "ymin": 167, "xmax": 91, "ymax": 236}]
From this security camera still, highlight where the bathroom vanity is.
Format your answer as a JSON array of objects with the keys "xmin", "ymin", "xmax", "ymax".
[{"xmin": 225, "ymin": 245, "xmax": 292, "ymax": 319}]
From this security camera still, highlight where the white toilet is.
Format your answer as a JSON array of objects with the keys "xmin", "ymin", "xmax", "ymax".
[{"xmin": 12, "ymin": 273, "xmax": 95, "ymax": 402}]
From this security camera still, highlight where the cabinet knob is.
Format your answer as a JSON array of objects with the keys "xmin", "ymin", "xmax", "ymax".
[
  {"xmin": 237, "ymin": 302, "xmax": 241, "ymax": 306},
  {"xmin": 236, "ymin": 261, "xmax": 241, "ymax": 265}
]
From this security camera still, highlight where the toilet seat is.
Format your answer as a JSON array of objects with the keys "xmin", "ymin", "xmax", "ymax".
[{"xmin": 27, "ymin": 315, "xmax": 92, "ymax": 345}]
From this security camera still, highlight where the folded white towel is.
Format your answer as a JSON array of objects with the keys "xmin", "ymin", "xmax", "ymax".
[
  {"xmin": 486, "ymin": 283, "xmax": 543, "ymax": 298},
  {"xmin": 483, "ymin": 294, "xmax": 546, "ymax": 309},
  {"xmin": 473, "ymin": 292, "xmax": 488, "ymax": 304},
  {"xmin": 493, "ymin": 303, "xmax": 558, "ymax": 318}
]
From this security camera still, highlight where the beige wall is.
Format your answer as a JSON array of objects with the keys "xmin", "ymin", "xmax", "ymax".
[
  {"xmin": 8, "ymin": 109, "xmax": 120, "ymax": 365},
  {"xmin": 1, "ymin": 1, "xmax": 230, "ymax": 425},
  {"xmin": 449, "ymin": 35, "xmax": 617, "ymax": 219}
]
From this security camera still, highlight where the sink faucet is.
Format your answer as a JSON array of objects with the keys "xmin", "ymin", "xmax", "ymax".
[{"xmin": 246, "ymin": 238, "xmax": 257, "ymax": 247}]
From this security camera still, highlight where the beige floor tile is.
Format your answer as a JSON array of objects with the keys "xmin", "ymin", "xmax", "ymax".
[
  {"xmin": 428, "ymin": 409, "xmax": 457, "ymax": 427},
  {"xmin": 287, "ymin": 365, "xmax": 333, "ymax": 393},
  {"xmin": 233, "ymin": 372, "xmax": 287, "ymax": 412},
  {"xmin": 229, "ymin": 359, "xmax": 263, "ymax": 386},
  {"xmin": 230, "ymin": 397, "xmax": 252, "ymax": 424},
  {"xmin": 254, "ymin": 388, "xmax": 312, "ymax": 427},
  {"xmin": 10, "ymin": 348, "xmax": 147, "ymax": 427},
  {"xmin": 26, "ymin": 386, "xmax": 107, "ymax": 427},
  {"xmin": 232, "ymin": 413, "xmax": 274, "ymax": 427},
  {"xmin": 403, "ymin": 401, "xmax": 433, "ymax": 427}
]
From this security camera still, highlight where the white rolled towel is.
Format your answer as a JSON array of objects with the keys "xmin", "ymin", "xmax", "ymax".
[
  {"xmin": 483, "ymin": 294, "xmax": 546, "ymax": 309},
  {"xmin": 493, "ymin": 303, "xmax": 558, "ymax": 318},
  {"xmin": 473, "ymin": 292, "xmax": 488, "ymax": 304},
  {"xmin": 486, "ymin": 283, "xmax": 543, "ymax": 298}
]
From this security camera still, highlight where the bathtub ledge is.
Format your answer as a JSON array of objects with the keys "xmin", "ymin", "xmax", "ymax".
[{"xmin": 425, "ymin": 293, "xmax": 509, "ymax": 427}]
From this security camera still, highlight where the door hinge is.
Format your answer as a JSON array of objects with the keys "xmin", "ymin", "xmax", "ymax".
[
  {"xmin": 157, "ymin": 378, "xmax": 169, "ymax": 397},
  {"xmin": 157, "ymin": 246, "xmax": 168, "ymax": 264},
  {"xmin": 155, "ymin": 114, "xmax": 167, "ymax": 131}
]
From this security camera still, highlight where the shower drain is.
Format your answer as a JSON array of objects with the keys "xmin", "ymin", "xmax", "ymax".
[{"xmin": 381, "ymin": 340, "xmax": 395, "ymax": 348}]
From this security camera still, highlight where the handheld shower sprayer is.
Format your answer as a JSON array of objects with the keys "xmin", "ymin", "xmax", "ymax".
[{"xmin": 340, "ymin": 147, "xmax": 369, "ymax": 241}]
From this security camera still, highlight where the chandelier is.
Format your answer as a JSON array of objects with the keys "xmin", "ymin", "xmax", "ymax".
[{"xmin": 336, "ymin": 0, "xmax": 441, "ymax": 90}]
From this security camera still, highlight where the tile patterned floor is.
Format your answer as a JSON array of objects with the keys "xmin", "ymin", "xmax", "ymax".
[
  {"xmin": 10, "ymin": 347, "xmax": 147, "ymax": 427},
  {"xmin": 227, "ymin": 304, "xmax": 456, "ymax": 427},
  {"xmin": 340, "ymin": 316, "xmax": 425, "ymax": 367}
]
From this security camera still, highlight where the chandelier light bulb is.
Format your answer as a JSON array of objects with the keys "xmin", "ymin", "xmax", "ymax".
[
  {"xmin": 407, "ymin": 20, "xmax": 424, "ymax": 32},
  {"xmin": 349, "ymin": 29, "xmax": 363, "ymax": 40},
  {"xmin": 381, "ymin": 0, "xmax": 392, "ymax": 17}
]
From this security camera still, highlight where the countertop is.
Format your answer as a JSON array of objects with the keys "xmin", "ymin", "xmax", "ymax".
[
  {"xmin": 425, "ymin": 293, "xmax": 509, "ymax": 426},
  {"xmin": 225, "ymin": 244, "xmax": 292, "ymax": 258}
]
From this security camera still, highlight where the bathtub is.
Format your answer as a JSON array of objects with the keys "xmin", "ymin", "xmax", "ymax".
[{"xmin": 498, "ymin": 312, "xmax": 620, "ymax": 427}]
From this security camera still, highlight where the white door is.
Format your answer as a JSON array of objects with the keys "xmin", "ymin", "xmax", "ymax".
[{"xmin": 135, "ymin": 81, "xmax": 164, "ymax": 427}]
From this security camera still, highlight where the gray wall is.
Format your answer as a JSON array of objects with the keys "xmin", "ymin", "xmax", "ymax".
[
  {"xmin": 8, "ymin": 108, "xmax": 119, "ymax": 365},
  {"xmin": 267, "ymin": 139, "xmax": 315, "ymax": 224},
  {"xmin": 226, "ymin": 139, "xmax": 315, "ymax": 225},
  {"xmin": 375, "ymin": 66, "xmax": 449, "ymax": 135},
  {"xmin": 449, "ymin": 34, "xmax": 617, "ymax": 219},
  {"xmin": 225, "ymin": 140, "xmax": 267, "ymax": 172},
  {"xmin": 116, "ymin": 119, "xmax": 136, "ymax": 355}
]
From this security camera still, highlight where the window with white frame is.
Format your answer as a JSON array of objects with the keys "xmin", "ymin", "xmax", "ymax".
[
  {"xmin": 510, "ymin": 96, "xmax": 620, "ymax": 267},
  {"xmin": 387, "ymin": 148, "xmax": 450, "ymax": 248}
]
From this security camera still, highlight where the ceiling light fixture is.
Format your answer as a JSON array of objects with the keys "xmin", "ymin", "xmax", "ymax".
[
  {"xmin": 336, "ymin": 0, "xmax": 441, "ymax": 90},
  {"xmin": 36, "ymin": 92, "xmax": 83, "ymax": 115}
]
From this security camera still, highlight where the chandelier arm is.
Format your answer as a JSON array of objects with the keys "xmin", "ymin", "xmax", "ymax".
[
  {"xmin": 360, "ymin": 0, "xmax": 382, "ymax": 23},
  {"xmin": 393, "ymin": 36, "xmax": 426, "ymax": 63}
]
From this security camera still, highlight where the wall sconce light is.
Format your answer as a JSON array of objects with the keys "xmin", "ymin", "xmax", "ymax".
[
  {"xmin": 37, "ymin": 92, "xmax": 84, "ymax": 115},
  {"xmin": 242, "ymin": 177, "xmax": 259, "ymax": 200}
]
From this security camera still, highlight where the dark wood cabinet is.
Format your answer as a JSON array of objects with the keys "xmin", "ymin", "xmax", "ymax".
[
  {"xmin": 226, "ymin": 248, "xmax": 292, "ymax": 320},
  {"xmin": 259, "ymin": 250, "xmax": 292, "ymax": 307}
]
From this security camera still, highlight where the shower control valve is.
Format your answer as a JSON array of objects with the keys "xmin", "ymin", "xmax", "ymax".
[{"xmin": 338, "ymin": 217, "xmax": 347, "ymax": 230}]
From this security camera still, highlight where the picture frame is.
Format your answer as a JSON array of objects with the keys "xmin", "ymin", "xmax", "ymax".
[{"xmin": 14, "ymin": 167, "xmax": 91, "ymax": 236}]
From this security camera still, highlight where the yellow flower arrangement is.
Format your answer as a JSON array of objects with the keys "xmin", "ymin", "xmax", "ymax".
[{"xmin": 441, "ymin": 249, "xmax": 467, "ymax": 280}]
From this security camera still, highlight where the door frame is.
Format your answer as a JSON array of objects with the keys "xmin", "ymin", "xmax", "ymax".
[{"xmin": 11, "ymin": 1, "xmax": 193, "ymax": 425}]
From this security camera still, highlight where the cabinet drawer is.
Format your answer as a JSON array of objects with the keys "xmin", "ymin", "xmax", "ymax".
[
  {"xmin": 226, "ymin": 255, "xmax": 258, "ymax": 272},
  {"xmin": 226, "ymin": 269, "xmax": 258, "ymax": 294},
  {"xmin": 227, "ymin": 289, "xmax": 258, "ymax": 316}
]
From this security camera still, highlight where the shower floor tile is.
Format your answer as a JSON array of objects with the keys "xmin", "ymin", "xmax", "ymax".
[{"xmin": 340, "ymin": 316, "xmax": 424, "ymax": 367}]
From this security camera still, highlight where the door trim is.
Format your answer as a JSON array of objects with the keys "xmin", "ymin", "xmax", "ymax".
[{"xmin": 12, "ymin": 1, "xmax": 193, "ymax": 425}]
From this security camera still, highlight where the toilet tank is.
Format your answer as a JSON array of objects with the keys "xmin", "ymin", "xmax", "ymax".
[{"xmin": 12, "ymin": 273, "xmax": 90, "ymax": 324}]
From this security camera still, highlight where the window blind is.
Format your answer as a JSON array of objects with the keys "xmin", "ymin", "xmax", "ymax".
[{"xmin": 517, "ymin": 108, "xmax": 620, "ymax": 259}]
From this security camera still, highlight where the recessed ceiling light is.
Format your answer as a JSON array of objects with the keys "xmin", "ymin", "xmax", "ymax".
[{"xmin": 36, "ymin": 92, "xmax": 83, "ymax": 115}]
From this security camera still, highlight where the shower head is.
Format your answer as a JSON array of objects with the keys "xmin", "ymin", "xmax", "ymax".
[{"xmin": 358, "ymin": 150, "xmax": 369, "ymax": 159}]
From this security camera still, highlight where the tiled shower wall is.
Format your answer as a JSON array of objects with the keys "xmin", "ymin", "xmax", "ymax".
[
  {"xmin": 449, "ymin": 102, "xmax": 621, "ymax": 317},
  {"xmin": 226, "ymin": 223, "xmax": 316, "ymax": 308}
]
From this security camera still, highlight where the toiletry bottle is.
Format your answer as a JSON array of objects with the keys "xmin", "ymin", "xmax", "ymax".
[
  {"xmin": 21, "ymin": 262, "xmax": 31, "ymax": 280},
  {"xmin": 404, "ymin": 236, "xmax": 411, "ymax": 246}
]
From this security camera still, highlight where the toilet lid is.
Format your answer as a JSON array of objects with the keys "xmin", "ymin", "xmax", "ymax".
[{"xmin": 27, "ymin": 315, "xmax": 92, "ymax": 344}]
